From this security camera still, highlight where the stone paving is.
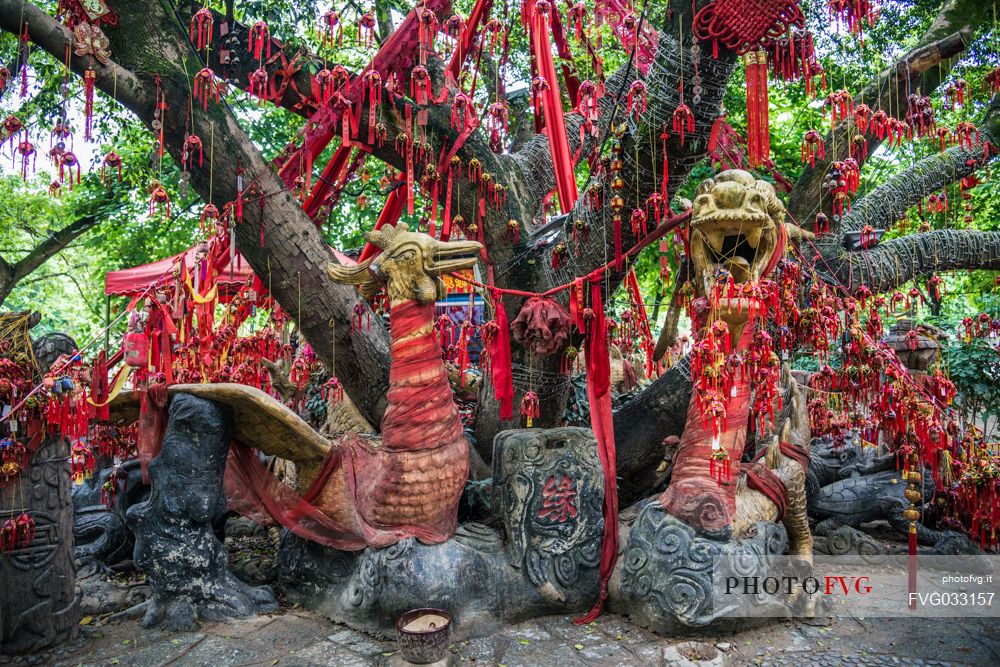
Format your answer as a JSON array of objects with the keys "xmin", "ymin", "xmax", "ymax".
[{"xmin": 23, "ymin": 607, "xmax": 996, "ymax": 667}]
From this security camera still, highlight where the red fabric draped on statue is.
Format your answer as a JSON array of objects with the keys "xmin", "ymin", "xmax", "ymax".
[
  {"xmin": 224, "ymin": 442, "xmax": 367, "ymax": 550},
  {"xmin": 222, "ymin": 299, "xmax": 467, "ymax": 550},
  {"xmin": 574, "ymin": 278, "xmax": 619, "ymax": 623},
  {"xmin": 137, "ymin": 382, "xmax": 169, "ymax": 483},
  {"xmin": 658, "ymin": 324, "xmax": 756, "ymax": 533},
  {"xmin": 380, "ymin": 301, "xmax": 465, "ymax": 451}
]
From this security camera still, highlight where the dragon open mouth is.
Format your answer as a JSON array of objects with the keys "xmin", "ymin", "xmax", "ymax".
[{"xmin": 690, "ymin": 218, "xmax": 778, "ymax": 296}]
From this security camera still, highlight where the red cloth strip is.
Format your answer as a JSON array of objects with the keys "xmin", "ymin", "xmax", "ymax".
[
  {"xmin": 302, "ymin": 144, "xmax": 353, "ymax": 219},
  {"xmin": 574, "ymin": 277, "xmax": 618, "ymax": 623}
]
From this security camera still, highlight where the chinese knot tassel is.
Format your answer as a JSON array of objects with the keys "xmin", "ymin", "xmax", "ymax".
[{"xmin": 744, "ymin": 49, "xmax": 770, "ymax": 168}]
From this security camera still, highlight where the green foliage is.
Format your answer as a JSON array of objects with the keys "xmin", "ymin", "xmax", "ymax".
[{"xmin": 944, "ymin": 336, "xmax": 1000, "ymax": 438}]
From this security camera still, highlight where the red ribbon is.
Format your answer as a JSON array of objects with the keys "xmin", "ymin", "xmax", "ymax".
[
  {"xmin": 487, "ymin": 289, "xmax": 515, "ymax": 420},
  {"xmin": 574, "ymin": 278, "xmax": 618, "ymax": 623}
]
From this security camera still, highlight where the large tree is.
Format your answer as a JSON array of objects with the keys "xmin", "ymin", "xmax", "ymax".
[{"xmin": 2, "ymin": 0, "xmax": 997, "ymax": 501}]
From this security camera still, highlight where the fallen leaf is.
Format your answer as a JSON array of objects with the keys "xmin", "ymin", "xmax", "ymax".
[
  {"xmin": 519, "ymin": 639, "xmax": 530, "ymax": 645},
  {"xmin": 382, "ymin": 652, "xmax": 396, "ymax": 657},
  {"xmin": 574, "ymin": 643, "xmax": 584, "ymax": 650},
  {"xmin": 79, "ymin": 616, "xmax": 93, "ymax": 626},
  {"xmin": 271, "ymin": 660, "xmax": 279, "ymax": 665}
]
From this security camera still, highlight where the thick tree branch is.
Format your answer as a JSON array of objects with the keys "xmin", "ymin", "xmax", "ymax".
[
  {"xmin": 9, "ymin": 214, "xmax": 101, "ymax": 284},
  {"xmin": 835, "ymin": 98, "xmax": 1000, "ymax": 238},
  {"xmin": 0, "ymin": 0, "xmax": 394, "ymax": 428},
  {"xmin": 823, "ymin": 229, "xmax": 1000, "ymax": 294},
  {"xmin": 175, "ymin": 1, "xmax": 330, "ymax": 119},
  {"xmin": 787, "ymin": 0, "xmax": 989, "ymax": 233}
]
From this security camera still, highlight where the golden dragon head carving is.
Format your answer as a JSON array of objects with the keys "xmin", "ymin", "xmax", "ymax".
[
  {"xmin": 327, "ymin": 223, "xmax": 482, "ymax": 305},
  {"xmin": 688, "ymin": 169, "xmax": 812, "ymax": 331}
]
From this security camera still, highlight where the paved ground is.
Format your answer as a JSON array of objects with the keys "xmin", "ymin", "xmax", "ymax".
[{"xmin": 19, "ymin": 606, "xmax": 997, "ymax": 667}]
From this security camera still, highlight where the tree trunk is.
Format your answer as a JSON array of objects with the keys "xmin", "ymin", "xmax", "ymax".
[{"xmin": 0, "ymin": 0, "xmax": 396, "ymax": 429}]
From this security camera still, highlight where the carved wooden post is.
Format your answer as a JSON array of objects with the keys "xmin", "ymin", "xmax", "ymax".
[{"xmin": 0, "ymin": 436, "xmax": 79, "ymax": 655}]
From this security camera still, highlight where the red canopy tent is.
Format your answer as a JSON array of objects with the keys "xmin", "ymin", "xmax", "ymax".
[{"xmin": 105, "ymin": 244, "xmax": 355, "ymax": 298}]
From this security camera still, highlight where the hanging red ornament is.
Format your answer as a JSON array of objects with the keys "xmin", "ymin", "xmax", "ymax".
[
  {"xmin": 322, "ymin": 376, "xmax": 345, "ymax": 404},
  {"xmin": 362, "ymin": 69, "xmax": 383, "ymax": 144},
  {"xmin": 814, "ymin": 211, "xmax": 830, "ymax": 234},
  {"xmin": 59, "ymin": 150, "xmax": 81, "ymax": 188},
  {"xmin": 849, "ymin": 133, "xmax": 867, "ymax": 161},
  {"xmin": 450, "ymin": 92, "xmax": 474, "ymax": 132},
  {"xmin": 905, "ymin": 94, "xmax": 935, "ymax": 138},
  {"xmin": 800, "ymin": 129, "xmax": 825, "ymax": 166},
  {"xmin": 321, "ymin": 8, "xmax": 343, "ymax": 47},
  {"xmin": 693, "ymin": 0, "xmax": 805, "ymax": 58},
  {"xmin": 744, "ymin": 48, "xmax": 771, "ymax": 168},
  {"xmin": 859, "ymin": 223, "xmax": 877, "ymax": 250},
  {"xmin": 672, "ymin": 103, "xmax": 694, "ymax": 146},
  {"xmin": 853, "ymin": 103, "xmax": 872, "ymax": 133},
  {"xmin": 626, "ymin": 80, "xmax": 647, "ymax": 120},
  {"xmin": 199, "ymin": 203, "xmax": 220, "ymax": 232},
  {"xmin": 182, "ymin": 133, "xmax": 203, "ymax": 170},
  {"xmin": 249, "ymin": 67, "xmax": 269, "ymax": 104},
  {"xmin": 190, "ymin": 6, "xmax": 214, "ymax": 51},
  {"xmin": 148, "ymin": 180, "xmax": 171, "ymax": 219},
  {"xmin": 936, "ymin": 126, "xmax": 952, "ymax": 152},
  {"xmin": 485, "ymin": 101, "xmax": 508, "ymax": 152},
  {"xmin": 568, "ymin": 2, "xmax": 587, "ymax": 41},
  {"xmin": 945, "ymin": 78, "xmax": 969, "ymax": 109},
  {"xmin": 18, "ymin": 24, "xmax": 29, "ymax": 98},
  {"xmin": 551, "ymin": 242, "xmax": 568, "ymax": 269},
  {"xmin": 358, "ymin": 10, "xmax": 377, "ymax": 48},
  {"xmin": 248, "ymin": 20, "xmax": 271, "ymax": 61},
  {"xmin": 193, "ymin": 67, "xmax": 223, "ymax": 110},
  {"xmin": 82, "ymin": 68, "xmax": 97, "ymax": 141},
  {"xmin": 630, "ymin": 208, "xmax": 648, "ymax": 238},
  {"xmin": 15, "ymin": 138, "xmax": 35, "ymax": 180},
  {"xmin": 985, "ymin": 67, "xmax": 1000, "ymax": 95},
  {"xmin": 824, "ymin": 88, "xmax": 854, "ymax": 126},
  {"xmin": 869, "ymin": 108, "xmax": 889, "ymax": 139},
  {"xmin": 954, "ymin": 121, "xmax": 979, "ymax": 149},
  {"xmin": 505, "ymin": 219, "xmax": 521, "ymax": 244},
  {"xmin": 1, "ymin": 115, "xmax": 23, "ymax": 152},
  {"xmin": 827, "ymin": 0, "xmax": 879, "ymax": 39},
  {"xmin": 101, "ymin": 150, "xmax": 122, "ymax": 186},
  {"xmin": 520, "ymin": 390, "xmax": 540, "ymax": 427},
  {"xmin": 0, "ymin": 66, "xmax": 9, "ymax": 94},
  {"xmin": 415, "ymin": 4, "xmax": 440, "ymax": 54},
  {"xmin": 47, "ymin": 179, "xmax": 62, "ymax": 198},
  {"xmin": 410, "ymin": 65, "xmax": 433, "ymax": 107}
]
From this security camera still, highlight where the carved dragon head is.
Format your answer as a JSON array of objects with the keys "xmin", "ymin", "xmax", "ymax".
[
  {"xmin": 688, "ymin": 169, "xmax": 812, "ymax": 333},
  {"xmin": 327, "ymin": 223, "xmax": 482, "ymax": 306}
]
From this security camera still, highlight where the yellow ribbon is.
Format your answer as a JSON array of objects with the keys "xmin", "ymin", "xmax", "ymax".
[{"xmin": 87, "ymin": 366, "xmax": 133, "ymax": 408}]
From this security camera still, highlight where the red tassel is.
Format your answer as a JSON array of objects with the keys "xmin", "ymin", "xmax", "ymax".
[
  {"xmin": 613, "ymin": 214, "xmax": 623, "ymax": 271},
  {"xmin": 745, "ymin": 49, "xmax": 770, "ymax": 168},
  {"xmin": 520, "ymin": 391, "xmax": 540, "ymax": 427},
  {"xmin": 190, "ymin": 7, "xmax": 214, "ymax": 51},
  {"xmin": 83, "ymin": 69, "xmax": 96, "ymax": 141}
]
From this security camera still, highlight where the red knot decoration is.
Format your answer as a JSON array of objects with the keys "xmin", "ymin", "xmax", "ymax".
[
  {"xmin": 693, "ymin": 1, "xmax": 804, "ymax": 168},
  {"xmin": 693, "ymin": 0, "xmax": 805, "ymax": 58}
]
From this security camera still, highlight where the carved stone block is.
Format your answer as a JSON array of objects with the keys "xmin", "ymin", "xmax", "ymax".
[{"xmin": 0, "ymin": 437, "xmax": 79, "ymax": 655}]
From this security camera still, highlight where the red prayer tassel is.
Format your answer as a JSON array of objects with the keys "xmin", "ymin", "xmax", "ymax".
[
  {"xmin": 744, "ymin": 49, "xmax": 770, "ymax": 168},
  {"xmin": 83, "ymin": 69, "xmax": 96, "ymax": 142}
]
